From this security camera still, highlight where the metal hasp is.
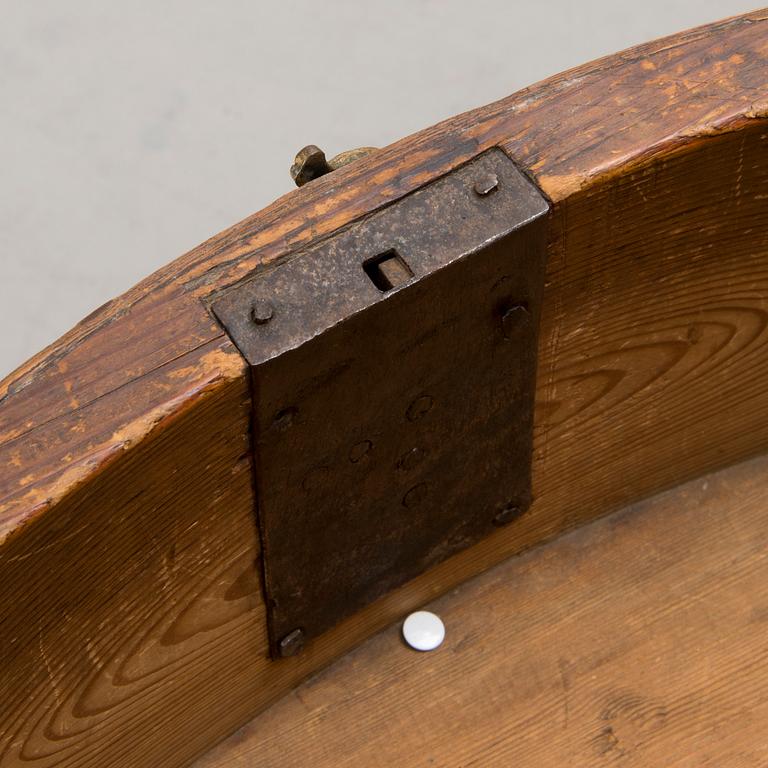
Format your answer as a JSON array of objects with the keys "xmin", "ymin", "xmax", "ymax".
[{"xmin": 212, "ymin": 148, "xmax": 550, "ymax": 657}]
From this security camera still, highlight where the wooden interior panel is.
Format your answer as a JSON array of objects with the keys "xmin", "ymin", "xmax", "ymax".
[
  {"xmin": 1, "ymin": 9, "xmax": 767, "ymax": 767},
  {"xmin": 0, "ymin": 340, "xmax": 269, "ymax": 767},
  {"xmin": 532, "ymin": 120, "xmax": 768, "ymax": 538},
  {"xmin": 197, "ymin": 451, "xmax": 768, "ymax": 767}
]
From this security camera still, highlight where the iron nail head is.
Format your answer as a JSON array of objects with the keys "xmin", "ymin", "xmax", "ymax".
[
  {"xmin": 278, "ymin": 628, "xmax": 305, "ymax": 657},
  {"xmin": 251, "ymin": 300, "xmax": 275, "ymax": 325},
  {"xmin": 493, "ymin": 504, "xmax": 523, "ymax": 527},
  {"xmin": 473, "ymin": 173, "xmax": 499, "ymax": 196}
]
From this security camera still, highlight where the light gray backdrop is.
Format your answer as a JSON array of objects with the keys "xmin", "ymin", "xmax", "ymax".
[{"xmin": 0, "ymin": 1, "xmax": 757, "ymax": 377}]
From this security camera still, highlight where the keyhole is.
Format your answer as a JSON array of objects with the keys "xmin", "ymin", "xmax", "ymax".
[{"xmin": 363, "ymin": 250, "xmax": 413, "ymax": 292}]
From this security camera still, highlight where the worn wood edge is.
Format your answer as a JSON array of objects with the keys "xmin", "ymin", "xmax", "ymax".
[
  {"xmin": 523, "ymin": 11, "xmax": 768, "ymax": 198},
  {"xmin": 1, "ymin": 5, "xmax": 763, "ymax": 334},
  {"xmin": 538, "ymin": 108, "xmax": 768, "ymax": 200},
  {"xmin": 2, "ymin": 10, "xmax": 766, "ymax": 542},
  {"xmin": 0, "ymin": 342, "xmax": 244, "ymax": 544}
]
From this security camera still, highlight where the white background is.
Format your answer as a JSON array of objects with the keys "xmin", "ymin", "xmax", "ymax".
[{"xmin": 0, "ymin": 1, "xmax": 757, "ymax": 376}]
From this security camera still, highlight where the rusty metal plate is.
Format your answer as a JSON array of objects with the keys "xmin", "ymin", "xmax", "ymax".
[{"xmin": 212, "ymin": 149, "xmax": 549, "ymax": 657}]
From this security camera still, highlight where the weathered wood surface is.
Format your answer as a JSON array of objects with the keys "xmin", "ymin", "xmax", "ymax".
[
  {"xmin": 2, "ymin": 9, "xmax": 766, "ymax": 535},
  {"xmin": 1, "ymin": 9, "xmax": 767, "ymax": 767},
  {"xmin": 197, "ymin": 452, "xmax": 768, "ymax": 768}
]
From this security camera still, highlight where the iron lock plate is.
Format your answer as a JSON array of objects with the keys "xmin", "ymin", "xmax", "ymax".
[{"xmin": 212, "ymin": 149, "xmax": 550, "ymax": 656}]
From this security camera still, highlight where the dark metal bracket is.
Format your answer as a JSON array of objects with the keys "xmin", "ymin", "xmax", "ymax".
[{"xmin": 212, "ymin": 148, "xmax": 550, "ymax": 657}]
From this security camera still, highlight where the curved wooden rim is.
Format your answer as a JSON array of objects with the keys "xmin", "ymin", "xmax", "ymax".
[
  {"xmin": 1, "ymin": 10, "xmax": 767, "ymax": 768},
  {"xmin": 1, "ymin": 9, "xmax": 766, "ymax": 537}
]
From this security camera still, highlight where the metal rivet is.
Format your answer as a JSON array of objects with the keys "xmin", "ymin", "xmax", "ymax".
[
  {"xmin": 349, "ymin": 440, "xmax": 372, "ymax": 463},
  {"xmin": 493, "ymin": 503, "xmax": 524, "ymax": 527},
  {"xmin": 397, "ymin": 447, "xmax": 427, "ymax": 471},
  {"xmin": 251, "ymin": 300, "xmax": 274, "ymax": 325},
  {"xmin": 501, "ymin": 303, "xmax": 530, "ymax": 340},
  {"xmin": 272, "ymin": 406, "xmax": 297, "ymax": 431},
  {"xmin": 278, "ymin": 628, "xmax": 305, "ymax": 657},
  {"xmin": 403, "ymin": 483, "xmax": 428, "ymax": 509},
  {"xmin": 473, "ymin": 173, "xmax": 499, "ymax": 196},
  {"xmin": 406, "ymin": 395, "xmax": 433, "ymax": 422},
  {"xmin": 403, "ymin": 611, "xmax": 445, "ymax": 651}
]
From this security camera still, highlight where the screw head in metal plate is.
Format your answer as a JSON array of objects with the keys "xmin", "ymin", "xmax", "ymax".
[
  {"xmin": 403, "ymin": 482, "xmax": 428, "ymax": 509},
  {"xmin": 349, "ymin": 439, "xmax": 373, "ymax": 463},
  {"xmin": 493, "ymin": 503, "xmax": 523, "ymax": 527},
  {"xmin": 251, "ymin": 300, "xmax": 274, "ymax": 325},
  {"xmin": 278, "ymin": 628, "xmax": 305, "ymax": 657},
  {"xmin": 406, "ymin": 395, "xmax": 433, "ymax": 422},
  {"xmin": 271, "ymin": 406, "xmax": 297, "ymax": 431},
  {"xmin": 473, "ymin": 172, "xmax": 499, "ymax": 196},
  {"xmin": 501, "ymin": 303, "xmax": 530, "ymax": 340}
]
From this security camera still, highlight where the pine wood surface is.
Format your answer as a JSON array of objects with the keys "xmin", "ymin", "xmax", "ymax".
[
  {"xmin": 197, "ymin": 452, "xmax": 768, "ymax": 768},
  {"xmin": 1, "ymin": 10, "xmax": 767, "ymax": 767}
]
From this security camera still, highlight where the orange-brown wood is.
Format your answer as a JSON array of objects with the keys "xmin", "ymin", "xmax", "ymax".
[
  {"xmin": 1, "ymin": 9, "xmax": 767, "ymax": 767},
  {"xmin": 197, "ymin": 452, "xmax": 768, "ymax": 768}
]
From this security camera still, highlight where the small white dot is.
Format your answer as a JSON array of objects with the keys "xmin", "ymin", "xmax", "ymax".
[{"xmin": 402, "ymin": 610, "xmax": 445, "ymax": 651}]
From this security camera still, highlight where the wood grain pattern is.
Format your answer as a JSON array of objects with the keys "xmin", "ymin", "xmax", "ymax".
[
  {"xmin": 0, "ymin": 343, "xmax": 267, "ymax": 767},
  {"xmin": 2, "ymin": 9, "xmax": 766, "ymax": 531},
  {"xmin": 197, "ymin": 452, "xmax": 768, "ymax": 768},
  {"xmin": 1, "ymin": 9, "xmax": 767, "ymax": 767}
]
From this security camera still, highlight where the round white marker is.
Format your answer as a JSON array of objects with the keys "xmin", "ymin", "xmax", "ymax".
[{"xmin": 402, "ymin": 610, "xmax": 445, "ymax": 651}]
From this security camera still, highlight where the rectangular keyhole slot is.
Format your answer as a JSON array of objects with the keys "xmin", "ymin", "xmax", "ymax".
[{"xmin": 363, "ymin": 250, "xmax": 414, "ymax": 292}]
